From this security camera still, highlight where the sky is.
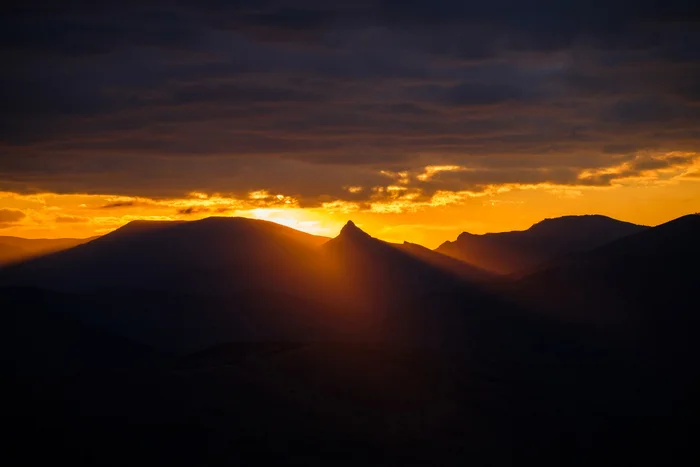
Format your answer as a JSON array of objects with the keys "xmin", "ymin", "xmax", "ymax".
[{"xmin": 1, "ymin": 1, "xmax": 699, "ymax": 247}]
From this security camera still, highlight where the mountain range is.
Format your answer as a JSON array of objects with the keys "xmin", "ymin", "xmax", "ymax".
[
  {"xmin": 436, "ymin": 215, "xmax": 647, "ymax": 274},
  {"xmin": 2, "ymin": 214, "xmax": 697, "ymax": 348},
  {"xmin": 4, "ymin": 213, "xmax": 699, "ymax": 465}
]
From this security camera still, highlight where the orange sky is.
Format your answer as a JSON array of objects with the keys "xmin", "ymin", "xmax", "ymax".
[
  {"xmin": 2, "ymin": 153, "xmax": 699, "ymax": 248},
  {"xmin": 4, "ymin": 3, "xmax": 700, "ymax": 251}
]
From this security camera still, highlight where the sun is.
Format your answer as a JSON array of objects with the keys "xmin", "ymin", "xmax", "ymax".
[{"xmin": 240, "ymin": 208, "xmax": 343, "ymax": 237}]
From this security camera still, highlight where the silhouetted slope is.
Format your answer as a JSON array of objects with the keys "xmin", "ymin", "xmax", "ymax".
[
  {"xmin": 319, "ymin": 222, "xmax": 516, "ymax": 345},
  {"xmin": 398, "ymin": 241, "xmax": 494, "ymax": 281},
  {"xmin": 0, "ymin": 235, "xmax": 97, "ymax": 267},
  {"xmin": 322, "ymin": 221, "xmax": 471, "ymax": 308},
  {"xmin": 436, "ymin": 215, "xmax": 647, "ymax": 275},
  {"xmin": 516, "ymin": 214, "xmax": 700, "ymax": 354}
]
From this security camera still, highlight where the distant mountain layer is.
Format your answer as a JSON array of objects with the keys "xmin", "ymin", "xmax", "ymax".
[
  {"xmin": 436, "ymin": 215, "xmax": 648, "ymax": 275},
  {"xmin": 515, "ymin": 214, "xmax": 700, "ymax": 334},
  {"xmin": 0, "ymin": 235, "xmax": 97, "ymax": 266}
]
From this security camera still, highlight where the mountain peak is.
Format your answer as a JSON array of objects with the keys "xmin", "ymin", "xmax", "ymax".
[
  {"xmin": 456, "ymin": 231, "xmax": 477, "ymax": 241},
  {"xmin": 337, "ymin": 220, "xmax": 371, "ymax": 240}
]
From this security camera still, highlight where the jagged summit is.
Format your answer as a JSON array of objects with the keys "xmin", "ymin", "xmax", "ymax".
[{"xmin": 337, "ymin": 220, "xmax": 372, "ymax": 240}]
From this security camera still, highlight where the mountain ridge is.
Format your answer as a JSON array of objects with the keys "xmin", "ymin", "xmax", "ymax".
[
  {"xmin": 513, "ymin": 214, "xmax": 700, "ymax": 341},
  {"xmin": 436, "ymin": 214, "xmax": 648, "ymax": 275}
]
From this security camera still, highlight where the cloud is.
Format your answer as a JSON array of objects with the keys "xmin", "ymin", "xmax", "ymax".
[
  {"xmin": 0, "ymin": 208, "xmax": 26, "ymax": 228},
  {"xmin": 441, "ymin": 83, "xmax": 526, "ymax": 107},
  {"xmin": 577, "ymin": 152, "xmax": 699, "ymax": 185},
  {"xmin": 100, "ymin": 201, "xmax": 136, "ymax": 209},
  {"xmin": 0, "ymin": 1, "xmax": 699, "ymax": 205},
  {"xmin": 176, "ymin": 207, "xmax": 211, "ymax": 215},
  {"xmin": 416, "ymin": 165, "xmax": 465, "ymax": 181}
]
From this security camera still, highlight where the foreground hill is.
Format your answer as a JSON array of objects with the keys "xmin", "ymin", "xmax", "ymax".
[
  {"xmin": 0, "ymin": 235, "xmax": 97, "ymax": 266},
  {"xmin": 436, "ymin": 215, "xmax": 647, "ymax": 275}
]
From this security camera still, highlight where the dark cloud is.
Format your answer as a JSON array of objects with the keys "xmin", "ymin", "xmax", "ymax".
[
  {"xmin": 176, "ymin": 207, "xmax": 211, "ymax": 215},
  {"xmin": 603, "ymin": 97, "xmax": 699, "ymax": 126},
  {"xmin": 100, "ymin": 201, "xmax": 136, "ymax": 209},
  {"xmin": 1, "ymin": 1, "xmax": 699, "ymax": 201},
  {"xmin": 441, "ymin": 83, "xmax": 527, "ymax": 107}
]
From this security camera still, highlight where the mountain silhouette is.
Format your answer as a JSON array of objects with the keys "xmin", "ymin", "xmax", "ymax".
[
  {"xmin": 0, "ymin": 235, "xmax": 97, "ymax": 267},
  {"xmin": 322, "ymin": 221, "xmax": 478, "ymax": 307},
  {"xmin": 2, "ymin": 217, "xmax": 501, "ymax": 349},
  {"xmin": 515, "ymin": 214, "xmax": 700, "ymax": 358},
  {"xmin": 0, "ymin": 216, "xmax": 328, "ymax": 296},
  {"xmin": 0, "ymin": 217, "xmax": 340, "ymax": 350},
  {"xmin": 5, "ymin": 214, "xmax": 698, "ymax": 465},
  {"xmin": 319, "ymin": 221, "xmax": 516, "ymax": 345},
  {"xmin": 436, "ymin": 214, "xmax": 647, "ymax": 275}
]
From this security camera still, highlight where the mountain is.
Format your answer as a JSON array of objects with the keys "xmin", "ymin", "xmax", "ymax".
[
  {"xmin": 0, "ymin": 218, "xmax": 504, "ymax": 350},
  {"xmin": 0, "ymin": 217, "xmax": 329, "ymax": 296},
  {"xmin": 320, "ymin": 221, "xmax": 516, "ymax": 345},
  {"xmin": 6, "ymin": 215, "xmax": 698, "ymax": 465},
  {"xmin": 0, "ymin": 235, "xmax": 97, "ymax": 267},
  {"xmin": 515, "ymin": 214, "xmax": 700, "ymax": 355},
  {"xmin": 322, "ymin": 221, "xmax": 481, "ymax": 307},
  {"xmin": 436, "ymin": 215, "xmax": 647, "ymax": 275},
  {"xmin": 0, "ymin": 217, "xmax": 338, "ymax": 351}
]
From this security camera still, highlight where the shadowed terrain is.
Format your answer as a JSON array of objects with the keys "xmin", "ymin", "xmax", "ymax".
[
  {"xmin": 515, "ymin": 214, "xmax": 700, "ymax": 345},
  {"xmin": 4, "ymin": 214, "xmax": 698, "ymax": 465}
]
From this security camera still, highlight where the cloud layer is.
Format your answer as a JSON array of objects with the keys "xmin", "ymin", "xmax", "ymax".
[{"xmin": 2, "ymin": 1, "xmax": 699, "ymax": 205}]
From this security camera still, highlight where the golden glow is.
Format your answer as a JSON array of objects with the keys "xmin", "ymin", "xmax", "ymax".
[
  {"xmin": 380, "ymin": 170, "xmax": 410, "ymax": 185},
  {"xmin": 416, "ymin": 165, "xmax": 466, "ymax": 181},
  {"xmin": 237, "ymin": 208, "xmax": 345, "ymax": 237},
  {"xmin": 1, "ymin": 152, "xmax": 699, "ymax": 248}
]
